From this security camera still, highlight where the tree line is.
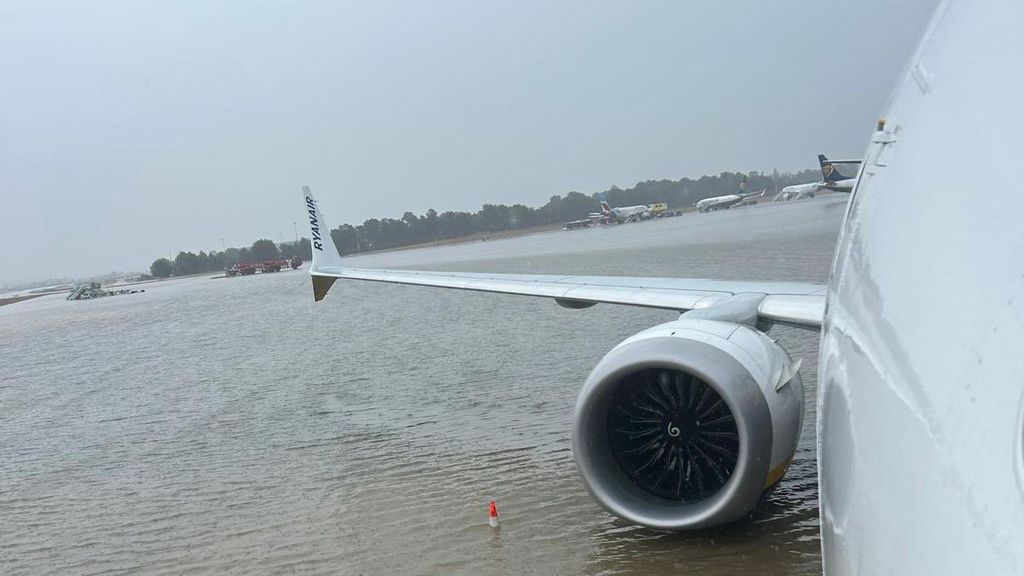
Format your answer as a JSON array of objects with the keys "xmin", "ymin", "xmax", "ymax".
[
  {"xmin": 149, "ymin": 238, "xmax": 311, "ymax": 278},
  {"xmin": 150, "ymin": 168, "xmax": 819, "ymax": 278}
]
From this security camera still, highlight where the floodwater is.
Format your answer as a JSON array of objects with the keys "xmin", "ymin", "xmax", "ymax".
[{"xmin": 1, "ymin": 196, "xmax": 847, "ymax": 575}]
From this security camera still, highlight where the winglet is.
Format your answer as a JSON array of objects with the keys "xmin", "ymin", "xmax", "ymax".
[
  {"xmin": 312, "ymin": 275, "xmax": 337, "ymax": 302},
  {"xmin": 302, "ymin": 186, "xmax": 343, "ymax": 301}
]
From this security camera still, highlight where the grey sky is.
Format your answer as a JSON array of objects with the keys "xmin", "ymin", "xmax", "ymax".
[{"xmin": 1, "ymin": 0, "xmax": 938, "ymax": 283}]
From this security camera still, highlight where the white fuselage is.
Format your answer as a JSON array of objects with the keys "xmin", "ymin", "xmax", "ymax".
[
  {"xmin": 776, "ymin": 182, "xmax": 820, "ymax": 201},
  {"xmin": 696, "ymin": 193, "xmax": 754, "ymax": 212},
  {"xmin": 777, "ymin": 177, "xmax": 855, "ymax": 202},
  {"xmin": 591, "ymin": 204, "xmax": 650, "ymax": 222},
  {"xmin": 820, "ymin": 177, "xmax": 856, "ymax": 192},
  {"xmin": 818, "ymin": 1, "xmax": 1024, "ymax": 573},
  {"xmin": 611, "ymin": 205, "xmax": 649, "ymax": 221}
]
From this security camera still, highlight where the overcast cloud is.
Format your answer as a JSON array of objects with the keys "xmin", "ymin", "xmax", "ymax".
[{"xmin": 1, "ymin": 0, "xmax": 939, "ymax": 283}]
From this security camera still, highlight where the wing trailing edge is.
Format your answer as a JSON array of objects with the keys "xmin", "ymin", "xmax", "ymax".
[{"xmin": 301, "ymin": 188, "xmax": 826, "ymax": 329}]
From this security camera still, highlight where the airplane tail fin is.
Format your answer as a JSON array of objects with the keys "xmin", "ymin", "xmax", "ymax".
[
  {"xmin": 818, "ymin": 154, "xmax": 855, "ymax": 182},
  {"xmin": 600, "ymin": 200, "xmax": 612, "ymax": 213},
  {"xmin": 301, "ymin": 186, "xmax": 343, "ymax": 301}
]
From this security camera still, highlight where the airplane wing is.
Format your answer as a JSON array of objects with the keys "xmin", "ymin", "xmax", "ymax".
[{"xmin": 302, "ymin": 188, "xmax": 826, "ymax": 329}]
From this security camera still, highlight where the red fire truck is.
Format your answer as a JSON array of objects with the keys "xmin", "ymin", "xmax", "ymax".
[{"xmin": 225, "ymin": 257, "xmax": 302, "ymax": 277}]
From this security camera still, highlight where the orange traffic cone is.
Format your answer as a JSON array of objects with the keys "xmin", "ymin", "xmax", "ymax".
[{"xmin": 488, "ymin": 499, "xmax": 500, "ymax": 528}]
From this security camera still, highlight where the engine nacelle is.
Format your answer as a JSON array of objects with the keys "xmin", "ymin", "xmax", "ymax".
[{"xmin": 572, "ymin": 318, "xmax": 804, "ymax": 531}]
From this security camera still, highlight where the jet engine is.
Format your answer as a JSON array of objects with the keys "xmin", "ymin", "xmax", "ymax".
[{"xmin": 572, "ymin": 317, "xmax": 804, "ymax": 530}]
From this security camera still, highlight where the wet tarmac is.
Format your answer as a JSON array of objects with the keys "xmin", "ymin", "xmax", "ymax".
[{"xmin": 0, "ymin": 195, "xmax": 847, "ymax": 575}]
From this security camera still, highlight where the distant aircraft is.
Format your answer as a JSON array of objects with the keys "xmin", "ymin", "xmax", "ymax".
[
  {"xmin": 816, "ymin": 154, "xmax": 859, "ymax": 192},
  {"xmin": 589, "ymin": 200, "xmax": 651, "ymax": 223},
  {"xmin": 302, "ymin": 1, "xmax": 1024, "ymax": 572},
  {"xmin": 776, "ymin": 154, "xmax": 862, "ymax": 201},
  {"xmin": 772, "ymin": 184, "xmax": 815, "ymax": 202},
  {"xmin": 694, "ymin": 186, "xmax": 765, "ymax": 213}
]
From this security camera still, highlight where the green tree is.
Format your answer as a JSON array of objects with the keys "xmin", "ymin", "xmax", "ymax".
[
  {"xmin": 223, "ymin": 247, "xmax": 241, "ymax": 266},
  {"xmin": 174, "ymin": 251, "xmax": 201, "ymax": 275},
  {"xmin": 561, "ymin": 192, "xmax": 593, "ymax": 220},
  {"xmin": 477, "ymin": 204, "xmax": 511, "ymax": 232},
  {"xmin": 250, "ymin": 239, "xmax": 280, "ymax": 262},
  {"xmin": 509, "ymin": 204, "xmax": 536, "ymax": 228},
  {"xmin": 423, "ymin": 208, "xmax": 439, "ymax": 241},
  {"xmin": 207, "ymin": 250, "xmax": 227, "ymax": 271},
  {"xmin": 359, "ymin": 219, "xmax": 382, "ymax": 250},
  {"xmin": 278, "ymin": 240, "xmax": 312, "ymax": 260},
  {"xmin": 279, "ymin": 242, "xmax": 296, "ymax": 259},
  {"xmin": 197, "ymin": 251, "xmax": 213, "ymax": 272},
  {"xmin": 297, "ymin": 237, "xmax": 312, "ymax": 260},
  {"xmin": 401, "ymin": 212, "xmax": 422, "ymax": 244},
  {"xmin": 150, "ymin": 258, "xmax": 174, "ymax": 278},
  {"xmin": 332, "ymin": 225, "xmax": 359, "ymax": 254}
]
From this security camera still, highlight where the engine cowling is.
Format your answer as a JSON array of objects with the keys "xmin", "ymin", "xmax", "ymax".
[{"xmin": 572, "ymin": 317, "xmax": 804, "ymax": 530}]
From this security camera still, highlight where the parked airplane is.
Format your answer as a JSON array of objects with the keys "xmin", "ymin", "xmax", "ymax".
[
  {"xmin": 776, "ymin": 154, "xmax": 862, "ymax": 201},
  {"xmin": 589, "ymin": 200, "xmax": 651, "ymax": 223},
  {"xmin": 817, "ymin": 154, "xmax": 860, "ymax": 192},
  {"xmin": 695, "ymin": 187, "xmax": 765, "ymax": 213},
  {"xmin": 772, "ymin": 181, "xmax": 818, "ymax": 201},
  {"xmin": 303, "ymin": 1, "xmax": 1024, "ymax": 572}
]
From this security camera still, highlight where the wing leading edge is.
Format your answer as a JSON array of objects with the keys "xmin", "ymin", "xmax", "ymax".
[{"xmin": 302, "ymin": 187, "xmax": 826, "ymax": 329}]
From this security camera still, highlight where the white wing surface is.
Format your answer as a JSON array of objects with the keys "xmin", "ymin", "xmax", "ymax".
[{"xmin": 302, "ymin": 188, "xmax": 826, "ymax": 329}]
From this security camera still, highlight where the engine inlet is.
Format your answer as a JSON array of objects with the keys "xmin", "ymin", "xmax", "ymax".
[{"xmin": 607, "ymin": 368, "xmax": 739, "ymax": 502}]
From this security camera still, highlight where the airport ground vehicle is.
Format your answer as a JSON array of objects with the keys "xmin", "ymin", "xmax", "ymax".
[{"xmin": 225, "ymin": 258, "xmax": 300, "ymax": 277}]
